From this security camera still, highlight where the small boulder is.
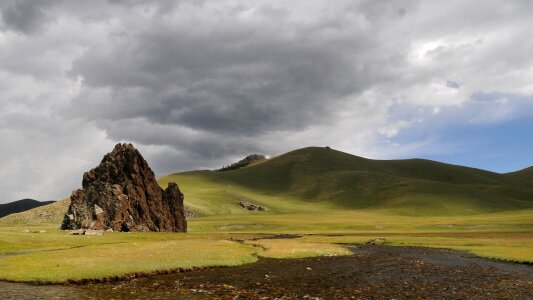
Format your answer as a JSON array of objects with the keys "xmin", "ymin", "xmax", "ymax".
[
  {"xmin": 67, "ymin": 229, "xmax": 104, "ymax": 236},
  {"xmin": 84, "ymin": 229, "xmax": 104, "ymax": 236},
  {"xmin": 68, "ymin": 229, "xmax": 85, "ymax": 235}
]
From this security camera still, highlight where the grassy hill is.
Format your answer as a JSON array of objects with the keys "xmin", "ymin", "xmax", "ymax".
[
  {"xmin": 0, "ymin": 199, "xmax": 69, "ymax": 226},
  {"xmin": 160, "ymin": 147, "xmax": 533, "ymax": 216},
  {"xmin": 507, "ymin": 166, "xmax": 533, "ymax": 184}
]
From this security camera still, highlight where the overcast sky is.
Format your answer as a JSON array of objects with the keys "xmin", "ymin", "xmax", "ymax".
[{"xmin": 1, "ymin": 0, "xmax": 533, "ymax": 203}]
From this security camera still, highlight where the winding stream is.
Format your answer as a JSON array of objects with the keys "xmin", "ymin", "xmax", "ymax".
[{"xmin": 2, "ymin": 245, "xmax": 532, "ymax": 299}]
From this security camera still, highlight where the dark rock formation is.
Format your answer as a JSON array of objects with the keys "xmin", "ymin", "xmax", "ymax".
[
  {"xmin": 238, "ymin": 201, "xmax": 268, "ymax": 212},
  {"xmin": 61, "ymin": 143, "xmax": 187, "ymax": 232},
  {"xmin": 239, "ymin": 154, "xmax": 267, "ymax": 164},
  {"xmin": 216, "ymin": 154, "xmax": 267, "ymax": 172}
]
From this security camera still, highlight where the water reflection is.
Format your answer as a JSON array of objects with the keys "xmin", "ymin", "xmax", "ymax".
[{"xmin": 0, "ymin": 279, "xmax": 205, "ymax": 300}]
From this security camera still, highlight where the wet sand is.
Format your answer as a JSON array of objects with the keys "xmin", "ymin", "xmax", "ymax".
[{"xmin": 2, "ymin": 245, "xmax": 532, "ymax": 299}]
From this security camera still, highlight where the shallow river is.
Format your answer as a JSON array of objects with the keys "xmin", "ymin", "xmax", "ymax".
[
  {"xmin": 2, "ymin": 246, "xmax": 533, "ymax": 299},
  {"xmin": 0, "ymin": 280, "xmax": 206, "ymax": 299}
]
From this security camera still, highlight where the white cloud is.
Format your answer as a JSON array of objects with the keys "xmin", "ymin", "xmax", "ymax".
[{"xmin": 0, "ymin": 115, "xmax": 114, "ymax": 201}]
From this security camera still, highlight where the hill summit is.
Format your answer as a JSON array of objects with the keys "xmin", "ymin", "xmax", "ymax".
[{"xmin": 61, "ymin": 143, "xmax": 187, "ymax": 232}]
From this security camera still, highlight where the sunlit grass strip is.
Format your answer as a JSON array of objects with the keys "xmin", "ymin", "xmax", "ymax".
[
  {"xmin": 0, "ymin": 239, "xmax": 257, "ymax": 283},
  {"xmin": 246, "ymin": 239, "xmax": 352, "ymax": 259}
]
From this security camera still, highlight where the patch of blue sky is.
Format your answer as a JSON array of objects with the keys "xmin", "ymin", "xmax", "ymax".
[{"xmin": 385, "ymin": 92, "xmax": 533, "ymax": 173}]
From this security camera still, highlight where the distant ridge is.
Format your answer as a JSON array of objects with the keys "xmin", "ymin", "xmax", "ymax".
[
  {"xmin": 507, "ymin": 166, "xmax": 533, "ymax": 184},
  {"xmin": 0, "ymin": 199, "xmax": 55, "ymax": 218}
]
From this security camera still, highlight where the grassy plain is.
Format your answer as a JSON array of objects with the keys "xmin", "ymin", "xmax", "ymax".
[
  {"xmin": 1, "ymin": 200, "xmax": 531, "ymax": 282},
  {"xmin": 1, "ymin": 147, "xmax": 532, "ymax": 282}
]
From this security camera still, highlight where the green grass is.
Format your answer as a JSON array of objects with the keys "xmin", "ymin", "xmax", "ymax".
[
  {"xmin": 1, "ymin": 146, "xmax": 532, "ymax": 282},
  {"xmin": 0, "ymin": 230, "xmax": 258, "ymax": 283}
]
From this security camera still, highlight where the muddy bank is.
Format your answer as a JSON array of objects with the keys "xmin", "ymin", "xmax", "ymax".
[{"xmin": 2, "ymin": 245, "xmax": 533, "ymax": 299}]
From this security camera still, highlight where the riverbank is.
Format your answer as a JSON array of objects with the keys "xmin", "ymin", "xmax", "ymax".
[
  {"xmin": 1, "ymin": 223, "xmax": 532, "ymax": 283},
  {"xmin": 2, "ymin": 245, "xmax": 532, "ymax": 299}
]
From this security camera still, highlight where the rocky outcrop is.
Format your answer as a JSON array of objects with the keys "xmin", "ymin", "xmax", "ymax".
[
  {"xmin": 216, "ymin": 154, "xmax": 266, "ymax": 172},
  {"xmin": 184, "ymin": 206, "xmax": 198, "ymax": 218},
  {"xmin": 61, "ymin": 143, "xmax": 187, "ymax": 232},
  {"xmin": 238, "ymin": 201, "xmax": 268, "ymax": 212}
]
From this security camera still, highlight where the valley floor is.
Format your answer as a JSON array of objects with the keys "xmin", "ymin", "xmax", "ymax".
[
  {"xmin": 2, "ymin": 245, "xmax": 532, "ymax": 299},
  {"xmin": 0, "ymin": 209, "xmax": 532, "ymax": 283}
]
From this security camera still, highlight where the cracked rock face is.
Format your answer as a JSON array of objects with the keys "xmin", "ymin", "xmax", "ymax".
[{"xmin": 61, "ymin": 143, "xmax": 187, "ymax": 232}]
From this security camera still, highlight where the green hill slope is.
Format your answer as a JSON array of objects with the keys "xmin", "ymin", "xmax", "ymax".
[
  {"xmin": 0, "ymin": 199, "xmax": 55, "ymax": 218},
  {"xmin": 506, "ymin": 166, "xmax": 533, "ymax": 184},
  {"xmin": 161, "ymin": 147, "xmax": 533, "ymax": 216},
  {"xmin": 0, "ymin": 199, "xmax": 69, "ymax": 226}
]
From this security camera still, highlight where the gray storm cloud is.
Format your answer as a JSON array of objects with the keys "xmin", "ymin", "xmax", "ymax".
[
  {"xmin": 0, "ymin": 0, "xmax": 533, "ymax": 202},
  {"xmin": 67, "ymin": 6, "xmax": 381, "ymax": 133}
]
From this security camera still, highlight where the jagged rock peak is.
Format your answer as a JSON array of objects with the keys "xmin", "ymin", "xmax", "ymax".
[{"xmin": 61, "ymin": 143, "xmax": 187, "ymax": 232}]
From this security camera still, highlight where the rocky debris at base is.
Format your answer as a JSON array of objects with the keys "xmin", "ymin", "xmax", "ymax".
[
  {"xmin": 184, "ymin": 206, "xmax": 197, "ymax": 218},
  {"xmin": 238, "ymin": 201, "xmax": 268, "ymax": 211},
  {"xmin": 365, "ymin": 238, "xmax": 386, "ymax": 245},
  {"xmin": 60, "ymin": 143, "xmax": 187, "ymax": 233}
]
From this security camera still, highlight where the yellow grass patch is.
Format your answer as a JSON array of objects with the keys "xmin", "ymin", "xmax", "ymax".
[{"xmin": 247, "ymin": 239, "xmax": 352, "ymax": 259}]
